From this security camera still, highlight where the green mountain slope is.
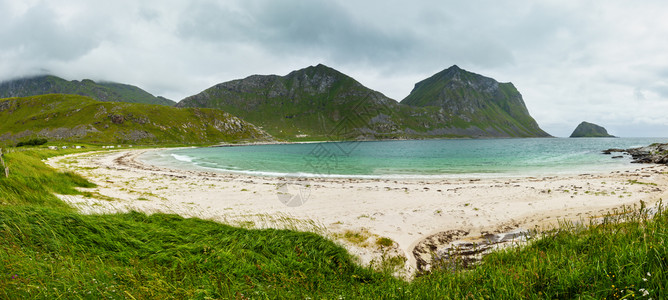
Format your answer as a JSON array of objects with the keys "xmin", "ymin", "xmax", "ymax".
[
  {"xmin": 401, "ymin": 65, "xmax": 550, "ymax": 137},
  {"xmin": 570, "ymin": 121, "xmax": 615, "ymax": 137},
  {"xmin": 0, "ymin": 94, "xmax": 271, "ymax": 145},
  {"xmin": 176, "ymin": 64, "xmax": 550, "ymax": 140},
  {"xmin": 176, "ymin": 64, "xmax": 415, "ymax": 140},
  {"xmin": 0, "ymin": 75, "xmax": 175, "ymax": 106}
]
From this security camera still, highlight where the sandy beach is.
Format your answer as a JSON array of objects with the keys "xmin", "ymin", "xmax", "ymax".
[{"xmin": 46, "ymin": 149, "xmax": 668, "ymax": 275}]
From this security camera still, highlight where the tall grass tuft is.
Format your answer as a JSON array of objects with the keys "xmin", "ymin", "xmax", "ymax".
[{"xmin": 0, "ymin": 150, "xmax": 95, "ymax": 208}]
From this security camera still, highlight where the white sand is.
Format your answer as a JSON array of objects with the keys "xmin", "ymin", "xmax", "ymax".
[{"xmin": 46, "ymin": 149, "xmax": 668, "ymax": 275}]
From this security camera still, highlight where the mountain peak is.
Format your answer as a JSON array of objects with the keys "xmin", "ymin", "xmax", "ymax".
[
  {"xmin": 176, "ymin": 64, "xmax": 396, "ymax": 139},
  {"xmin": 298, "ymin": 63, "xmax": 340, "ymax": 76},
  {"xmin": 284, "ymin": 64, "xmax": 356, "ymax": 91},
  {"xmin": 447, "ymin": 64, "xmax": 461, "ymax": 71},
  {"xmin": 437, "ymin": 65, "xmax": 483, "ymax": 80},
  {"xmin": 400, "ymin": 66, "xmax": 550, "ymax": 137}
]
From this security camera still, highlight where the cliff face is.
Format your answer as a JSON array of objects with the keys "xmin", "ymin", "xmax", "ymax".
[
  {"xmin": 570, "ymin": 121, "xmax": 615, "ymax": 138},
  {"xmin": 0, "ymin": 95, "xmax": 270, "ymax": 145},
  {"xmin": 177, "ymin": 64, "xmax": 551, "ymax": 140},
  {"xmin": 401, "ymin": 65, "xmax": 550, "ymax": 137},
  {"xmin": 0, "ymin": 75, "xmax": 175, "ymax": 106}
]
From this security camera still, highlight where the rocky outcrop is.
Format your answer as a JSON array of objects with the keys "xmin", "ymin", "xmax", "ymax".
[
  {"xmin": 626, "ymin": 143, "xmax": 668, "ymax": 164},
  {"xmin": 412, "ymin": 228, "xmax": 530, "ymax": 274},
  {"xmin": 603, "ymin": 143, "xmax": 668, "ymax": 165},
  {"xmin": 570, "ymin": 121, "xmax": 615, "ymax": 138}
]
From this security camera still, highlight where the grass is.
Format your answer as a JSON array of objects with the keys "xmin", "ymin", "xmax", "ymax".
[
  {"xmin": 0, "ymin": 207, "xmax": 393, "ymax": 299},
  {"xmin": 0, "ymin": 148, "xmax": 96, "ymax": 208},
  {"xmin": 376, "ymin": 237, "xmax": 394, "ymax": 248},
  {"xmin": 1, "ymin": 148, "xmax": 667, "ymax": 298},
  {"xmin": 628, "ymin": 179, "xmax": 659, "ymax": 186}
]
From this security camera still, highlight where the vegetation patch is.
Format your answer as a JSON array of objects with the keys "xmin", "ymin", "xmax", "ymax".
[
  {"xmin": 376, "ymin": 237, "xmax": 395, "ymax": 248},
  {"xmin": 0, "ymin": 148, "xmax": 95, "ymax": 207},
  {"xmin": 628, "ymin": 179, "xmax": 658, "ymax": 186},
  {"xmin": 340, "ymin": 229, "xmax": 372, "ymax": 247},
  {"xmin": 15, "ymin": 138, "xmax": 48, "ymax": 147}
]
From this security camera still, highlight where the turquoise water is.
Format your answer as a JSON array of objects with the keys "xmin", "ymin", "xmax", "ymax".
[{"xmin": 139, "ymin": 138, "xmax": 667, "ymax": 179}]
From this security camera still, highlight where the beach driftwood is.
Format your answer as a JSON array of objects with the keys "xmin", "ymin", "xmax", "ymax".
[{"xmin": 603, "ymin": 143, "xmax": 668, "ymax": 165}]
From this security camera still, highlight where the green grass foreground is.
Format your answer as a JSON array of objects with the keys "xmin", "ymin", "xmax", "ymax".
[{"xmin": 0, "ymin": 148, "xmax": 666, "ymax": 299}]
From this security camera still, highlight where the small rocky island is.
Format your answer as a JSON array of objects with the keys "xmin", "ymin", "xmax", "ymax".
[{"xmin": 570, "ymin": 121, "xmax": 615, "ymax": 138}]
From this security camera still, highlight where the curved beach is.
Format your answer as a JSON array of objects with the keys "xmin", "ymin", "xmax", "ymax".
[{"xmin": 47, "ymin": 149, "xmax": 668, "ymax": 274}]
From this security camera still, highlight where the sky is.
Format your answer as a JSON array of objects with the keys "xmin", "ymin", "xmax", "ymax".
[{"xmin": 1, "ymin": 0, "xmax": 668, "ymax": 137}]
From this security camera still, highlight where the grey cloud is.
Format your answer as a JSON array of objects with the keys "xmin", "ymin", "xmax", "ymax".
[
  {"xmin": 634, "ymin": 88, "xmax": 647, "ymax": 101},
  {"xmin": 175, "ymin": 0, "xmax": 521, "ymax": 75},
  {"xmin": 138, "ymin": 7, "xmax": 161, "ymax": 22},
  {"xmin": 0, "ymin": 4, "xmax": 102, "ymax": 61},
  {"xmin": 649, "ymin": 84, "xmax": 668, "ymax": 98},
  {"xmin": 177, "ymin": 0, "xmax": 416, "ymax": 66},
  {"xmin": 177, "ymin": 1, "xmax": 254, "ymax": 42}
]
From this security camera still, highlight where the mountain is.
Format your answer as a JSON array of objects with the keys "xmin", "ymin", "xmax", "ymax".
[
  {"xmin": 0, "ymin": 75, "xmax": 175, "ymax": 106},
  {"xmin": 176, "ymin": 64, "xmax": 550, "ymax": 140},
  {"xmin": 570, "ymin": 121, "xmax": 615, "ymax": 138},
  {"xmin": 0, "ymin": 94, "xmax": 271, "ymax": 145},
  {"xmin": 176, "ymin": 64, "xmax": 412, "ymax": 140},
  {"xmin": 401, "ymin": 65, "xmax": 550, "ymax": 137}
]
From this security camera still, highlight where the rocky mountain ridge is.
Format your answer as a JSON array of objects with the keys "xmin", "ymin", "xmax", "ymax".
[
  {"xmin": 0, "ymin": 75, "xmax": 175, "ymax": 106},
  {"xmin": 177, "ymin": 64, "xmax": 550, "ymax": 140}
]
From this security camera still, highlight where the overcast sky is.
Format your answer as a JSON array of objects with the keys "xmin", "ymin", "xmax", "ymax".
[{"xmin": 2, "ymin": 0, "xmax": 668, "ymax": 137}]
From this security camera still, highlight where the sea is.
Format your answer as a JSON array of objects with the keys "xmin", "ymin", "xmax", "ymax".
[{"xmin": 138, "ymin": 138, "xmax": 667, "ymax": 179}]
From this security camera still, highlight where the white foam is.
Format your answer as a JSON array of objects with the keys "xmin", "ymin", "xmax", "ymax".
[
  {"xmin": 189, "ymin": 165, "xmax": 533, "ymax": 180},
  {"xmin": 171, "ymin": 154, "xmax": 194, "ymax": 163}
]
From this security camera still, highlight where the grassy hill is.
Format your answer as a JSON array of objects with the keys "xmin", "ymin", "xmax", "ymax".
[
  {"xmin": 176, "ymin": 64, "xmax": 550, "ymax": 140},
  {"xmin": 0, "ymin": 148, "xmax": 665, "ymax": 298},
  {"xmin": 0, "ymin": 94, "xmax": 271, "ymax": 145},
  {"xmin": 0, "ymin": 75, "xmax": 175, "ymax": 106}
]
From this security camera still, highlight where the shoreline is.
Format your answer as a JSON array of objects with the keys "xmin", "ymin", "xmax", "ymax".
[
  {"xmin": 46, "ymin": 148, "xmax": 668, "ymax": 276},
  {"xmin": 140, "ymin": 141, "xmax": 655, "ymax": 181}
]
